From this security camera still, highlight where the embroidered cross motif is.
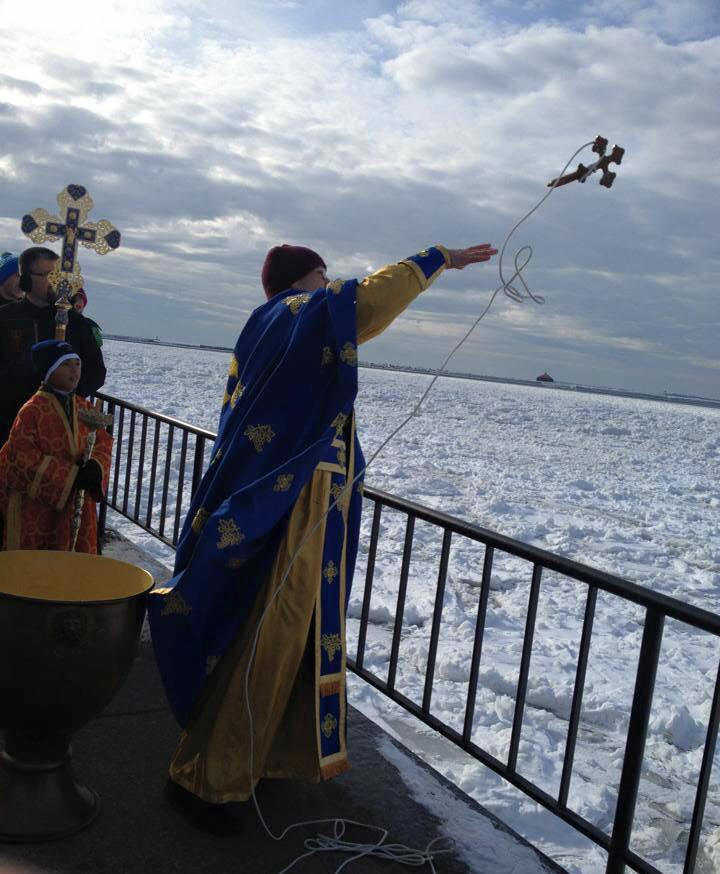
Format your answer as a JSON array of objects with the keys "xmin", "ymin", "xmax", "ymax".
[
  {"xmin": 284, "ymin": 293, "xmax": 311, "ymax": 315},
  {"xmin": 230, "ymin": 382, "xmax": 245, "ymax": 408},
  {"xmin": 330, "ymin": 483, "xmax": 350, "ymax": 514},
  {"xmin": 217, "ymin": 518, "xmax": 245, "ymax": 549},
  {"xmin": 330, "ymin": 412, "xmax": 348, "ymax": 437},
  {"xmin": 273, "ymin": 473, "xmax": 295, "ymax": 492},
  {"xmin": 339, "ymin": 342, "xmax": 357, "ymax": 367},
  {"xmin": 321, "ymin": 713, "xmax": 338, "ymax": 738},
  {"xmin": 192, "ymin": 507, "xmax": 209, "ymax": 534},
  {"xmin": 245, "ymin": 424, "xmax": 275, "ymax": 452},
  {"xmin": 321, "ymin": 633, "xmax": 342, "ymax": 661},
  {"xmin": 321, "ymin": 346, "xmax": 335, "ymax": 366},
  {"xmin": 323, "ymin": 560, "xmax": 339, "ymax": 585},
  {"xmin": 160, "ymin": 591, "xmax": 191, "ymax": 617}
]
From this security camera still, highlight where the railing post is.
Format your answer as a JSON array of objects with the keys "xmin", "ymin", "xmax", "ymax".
[
  {"xmin": 387, "ymin": 514, "xmax": 415, "ymax": 691},
  {"xmin": 684, "ymin": 660, "xmax": 720, "ymax": 873},
  {"xmin": 355, "ymin": 500, "xmax": 382, "ymax": 669},
  {"xmin": 96, "ymin": 398, "xmax": 115, "ymax": 551},
  {"xmin": 507, "ymin": 562, "xmax": 543, "ymax": 772},
  {"xmin": 606, "ymin": 607, "xmax": 665, "ymax": 874},
  {"xmin": 191, "ymin": 435, "xmax": 206, "ymax": 498},
  {"xmin": 559, "ymin": 585, "xmax": 598, "ymax": 808}
]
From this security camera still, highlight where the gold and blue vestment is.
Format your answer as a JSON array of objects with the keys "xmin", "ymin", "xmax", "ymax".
[{"xmin": 148, "ymin": 246, "xmax": 450, "ymax": 801}]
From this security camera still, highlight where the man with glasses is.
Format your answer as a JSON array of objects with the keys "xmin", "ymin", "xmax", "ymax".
[{"xmin": 0, "ymin": 246, "xmax": 106, "ymax": 446}]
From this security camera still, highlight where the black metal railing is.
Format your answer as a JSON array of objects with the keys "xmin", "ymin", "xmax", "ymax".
[{"xmin": 95, "ymin": 392, "xmax": 720, "ymax": 874}]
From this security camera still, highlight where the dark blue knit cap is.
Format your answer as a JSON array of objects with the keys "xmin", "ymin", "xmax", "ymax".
[
  {"xmin": 0, "ymin": 252, "xmax": 19, "ymax": 284},
  {"xmin": 31, "ymin": 339, "xmax": 80, "ymax": 382}
]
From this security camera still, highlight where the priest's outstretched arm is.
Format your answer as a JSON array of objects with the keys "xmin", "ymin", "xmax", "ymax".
[{"xmin": 355, "ymin": 244, "xmax": 497, "ymax": 344}]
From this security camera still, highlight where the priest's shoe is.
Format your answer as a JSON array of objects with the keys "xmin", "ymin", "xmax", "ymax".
[{"xmin": 164, "ymin": 777, "xmax": 244, "ymax": 836}]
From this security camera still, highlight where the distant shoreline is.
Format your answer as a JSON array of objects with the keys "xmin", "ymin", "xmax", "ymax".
[{"xmin": 104, "ymin": 334, "xmax": 720, "ymax": 411}]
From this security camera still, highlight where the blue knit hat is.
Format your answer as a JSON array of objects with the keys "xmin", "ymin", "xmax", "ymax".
[
  {"xmin": 0, "ymin": 252, "xmax": 19, "ymax": 284},
  {"xmin": 31, "ymin": 340, "xmax": 80, "ymax": 382}
]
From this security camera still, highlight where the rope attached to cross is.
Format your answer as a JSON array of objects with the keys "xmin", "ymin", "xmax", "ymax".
[{"xmin": 547, "ymin": 135, "xmax": 625, "ymax": 189}]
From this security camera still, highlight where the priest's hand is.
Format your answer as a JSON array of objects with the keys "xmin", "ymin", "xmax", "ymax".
[{"xmin": 446, "ymin": 244, "xmax": 498, "ymax": 270}]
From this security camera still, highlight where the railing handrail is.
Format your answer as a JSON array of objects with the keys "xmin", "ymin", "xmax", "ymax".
[
  {"xmin": 95, "ymin": 390, "xmax": 720, "ymax": 639},
  {"xmin": 96, "ymin": 391, "xmax": 217, "ymax": 441},
  {"xmin": 96, "ymin": 389, "xmax": 720, "ymax": 874},
  {"xmin": 364, "ymin": 486, "xmax": 720, "ymax": 637}
]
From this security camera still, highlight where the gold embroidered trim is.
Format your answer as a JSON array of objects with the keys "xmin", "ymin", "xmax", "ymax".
[
  {"xmin": 330, "ymin": 412, "xmax": 347, "ymax": 437},
  {"xmin": 6, "ymin": 491, "xmax": 22, "ymax": 550},
  {"xmin": 320, "ymin": 758, "xmax": 349, "ymax": 779},
  {"xmin": 402, "ymin": 257, "xmax": 429, "ymax": 290},
  {"xmin": 244, "ymin": 423, "xmax": 275, "ymax": 452},
  {"xmin": 339, "ymin": 342, "xmax": 357, "ymax": 367},
  {"xmin": 327, "ymin": 279, "xmax": 343, "ymax": 295},
  {"xmin": 330, "ymin": 483, "xmax": 350, "ymax": 514},
  {"xmin": 191, "ymin": 507, "xmax": 209, "ymax": 534},
  {"xmin": 316, "ymin": 461, "xmax": 345, "ymax": 475},
  {"xmin": 321, "ymin": 633, "xmax": 342, "ymax": 661},
  {"xmin": 323, "ymin": 560, "xmax": 338, "ymax": 585},
  {"xmin": 228, "ymin": 355, "xmax": 239, "ymax": 378},
  {"xmin": 336, "ymin": 446, "xmax": 347, "ymax": 469},
  {"xmin": 29, "ymin": 455, "xmax": 52, "ymax": 500},
  {"xmin": 217, "ymin": 518, "xmax": 245, "ymax": 549},
  {"xmin": 284, "ymin": 293, "xmax": 311, "ymax": 315},
  {"xmin": 222, "ymin": 389, "xmax": 231, "ymax": 406},
  {"xmin": 160, "ymin": 591, "xmax": 191, "ymax": 616},
  {"xmin": 225, "ymin": 557, "xmax": 245, "ymax": 569},
  {"xmin": 321, "ymin": 346, "xmax": 335, "ymax": 366},
  {"xmin": 273, "ymin": 473, "xmax": 294, "ymax": 492},
  {"xmin": 57, "ymin": 464, "xmax": 78, "ymax": 511},
  {"xmin": 321, "ymin": 713, "xmax": 338, "ymax": 739},
  {"xmin": 319, "ymin": 679, "xmax": 342, "ymax": 696},
  {"xmin": 230, "ymin": 381, "xmax": 245, "ymax": 408}
]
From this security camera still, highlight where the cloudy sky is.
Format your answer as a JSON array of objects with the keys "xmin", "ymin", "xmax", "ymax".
[{"xmin": 1, "ymin": 0, "xmax": 718, "ymax": 395}]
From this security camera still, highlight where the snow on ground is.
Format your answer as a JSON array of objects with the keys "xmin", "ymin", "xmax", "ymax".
[{"xmin": 101, "ymin": 340, "xmax": 720, "ymax": 874}]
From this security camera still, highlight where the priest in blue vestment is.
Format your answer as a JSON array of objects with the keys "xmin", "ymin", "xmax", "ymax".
[{"xmin": 148, "ymin": 241, "xmax": 497, "ymax": 826}]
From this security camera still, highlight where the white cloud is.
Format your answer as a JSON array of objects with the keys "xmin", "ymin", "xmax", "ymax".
[{"xmin": 0, "ymin": 1, "xmax": 717, "ymax": 395}]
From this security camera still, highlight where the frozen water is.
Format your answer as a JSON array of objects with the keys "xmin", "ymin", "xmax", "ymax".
[{"xmin": 101, "ymin": 340, "xmax": 720, "ymax": 874}]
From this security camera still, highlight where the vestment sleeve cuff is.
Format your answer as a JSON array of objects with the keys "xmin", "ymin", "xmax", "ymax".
[{"xmin": 401, "ymin": 245, "xmax": 449, "ymax": 290}]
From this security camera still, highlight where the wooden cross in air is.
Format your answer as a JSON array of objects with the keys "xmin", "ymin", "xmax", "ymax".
[
  {"xmin": 547, "ymin": 136, "xmax": 625, "ymax": 189},
  {"xmin": 21, "ymin": 184, "xmax": 121, "ymax": 338}
]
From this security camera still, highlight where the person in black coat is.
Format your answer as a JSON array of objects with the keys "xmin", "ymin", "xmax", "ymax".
[{"xmin": 0, "ymin": 246, "xmax": 106, "ymax": 446}]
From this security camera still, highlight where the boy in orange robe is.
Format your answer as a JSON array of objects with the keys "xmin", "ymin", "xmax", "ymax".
[{"xmin": 0, "ymin": 340, "xmax": 112, "ymax": 553}]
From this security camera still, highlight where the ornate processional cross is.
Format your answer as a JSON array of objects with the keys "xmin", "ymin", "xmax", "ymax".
[
  {"xmin": 21, "ymin": 184, "xmax": 121, "ymax": 339},
  {"xmin": 547, "ymin": 135, "xmax": 625, "ymax": 189}
]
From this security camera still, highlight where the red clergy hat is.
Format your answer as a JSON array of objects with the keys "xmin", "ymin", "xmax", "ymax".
[{"xmin": 261, "ymin": 245, "xmax": 326, "ymax": 299}]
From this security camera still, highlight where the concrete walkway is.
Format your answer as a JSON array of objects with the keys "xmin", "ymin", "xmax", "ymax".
[{"xmin": 0, "ymin": 538, "xmax": 566, "ymax": 874}]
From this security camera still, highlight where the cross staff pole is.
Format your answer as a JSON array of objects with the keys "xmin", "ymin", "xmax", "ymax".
[{"xmin": 21, "ymin": 185, "xmax": 121, "ymax": 340}]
